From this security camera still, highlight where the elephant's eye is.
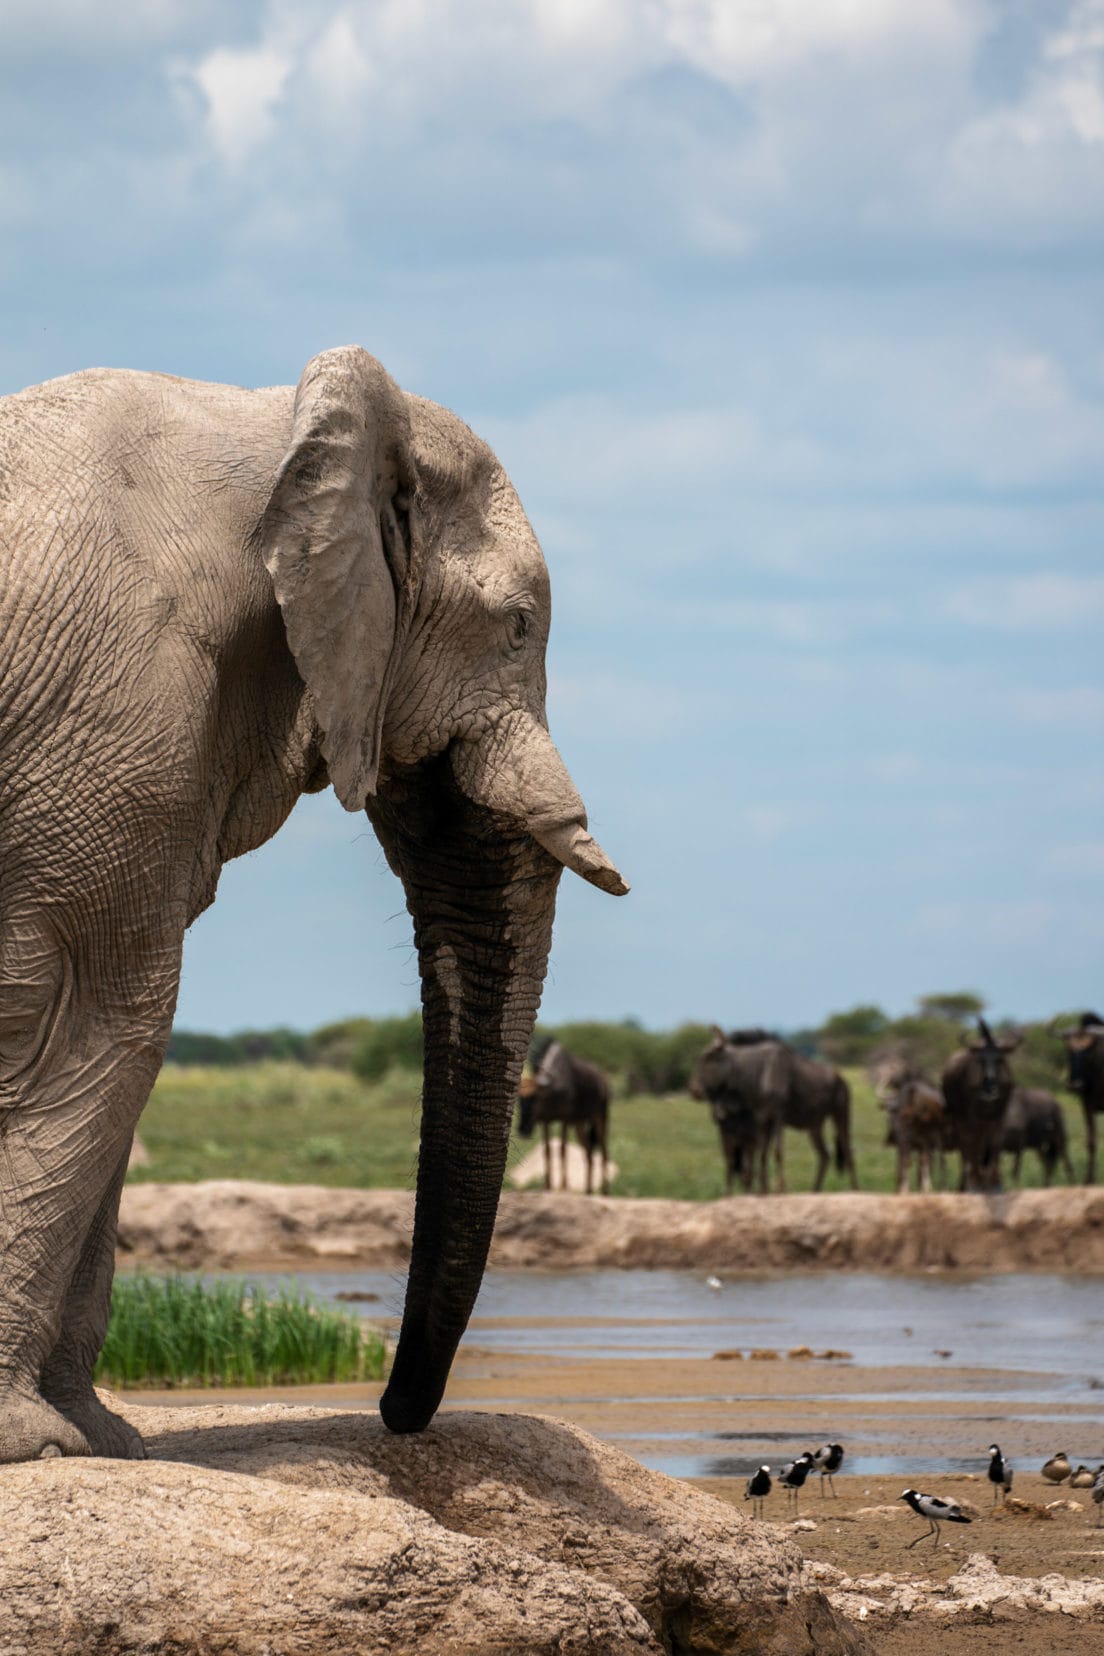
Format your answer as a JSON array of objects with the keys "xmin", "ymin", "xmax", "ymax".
[{"xmin": 505, "ymin": 607, "xmax": 530, "ymax": 650}]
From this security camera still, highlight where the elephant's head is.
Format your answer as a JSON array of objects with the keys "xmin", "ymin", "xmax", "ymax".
[{"xmin": 258, "ymin": 347, "xmax": 627, "ymax": 1432}]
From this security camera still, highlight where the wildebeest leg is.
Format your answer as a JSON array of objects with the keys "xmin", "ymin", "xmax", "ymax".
[
  {"xmin": 1085, "ymin": 1103, "xmax": 1097, "ymax": 1185},
  {"xmin": 580, "ymin": 1124, "xmax": 593, "ymax": 1195},
  {"xmin": 560, "ymin": 1126, "xmax": 570, "ymax": 1191},
  {"xmin": 896, "ymin": 1145, "xmax": 909, "ymax": 1196},
  {"xmin": 597, "ymin": 1116, "xmax": 610, "ymax": 1196},
  {"xmin": 1011, "ymin": 1147, "xmax": 1023, "ymax": 1185},
  {"xmin": 918, "ymin": 1150, "xmax": 932, "ymax": 1194},
  {"xmin": 1040, "ymin": 1146, "xmax": 1053, "ymax": 1188},
  {"xmin": 808, "ymin": 1123, "xmax": 829, "ymax": 1193},
  {"xmin": 542, "ymin": 1122, "xmax": 552, "ymax": 1190},
  {"xmin": 773, "ymin": 1128, "xmax": 786, "ymax": 1194}
]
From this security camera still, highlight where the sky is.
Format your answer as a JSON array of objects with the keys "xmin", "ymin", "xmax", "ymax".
[{"xmin": 2, "ymin": 0, "xmax": 1102, "ymax": 1034}]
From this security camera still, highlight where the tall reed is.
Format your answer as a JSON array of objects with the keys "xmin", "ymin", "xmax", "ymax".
[{"xmin": 96, "ymin": 1274, "xmax": 386, "ymax": 1388}]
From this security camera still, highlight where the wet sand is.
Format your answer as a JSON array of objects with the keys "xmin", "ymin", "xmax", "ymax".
[{"xmin": 123, "ymin": 1316, "xmax": 1104, "ymax": 1651}]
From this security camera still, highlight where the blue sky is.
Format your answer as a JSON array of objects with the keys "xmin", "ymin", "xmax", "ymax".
[{"xmin": 3, "ymin": 1, "xmax": 1102, "ymax": 1033}]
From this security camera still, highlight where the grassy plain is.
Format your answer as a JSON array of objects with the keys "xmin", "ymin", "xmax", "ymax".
[{"xmin": 132, "ymin": 1062, "xmax": 1087, "ymax": 1196}]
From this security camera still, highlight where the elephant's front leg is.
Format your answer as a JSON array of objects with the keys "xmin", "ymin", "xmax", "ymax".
[
  {"xmin": 0, "ymin": 926, "xmax": 179, "ymax": 1463},
  {"xmin": 39, "ymin": 1145, "xmax": 145, "ymax": 1459}
]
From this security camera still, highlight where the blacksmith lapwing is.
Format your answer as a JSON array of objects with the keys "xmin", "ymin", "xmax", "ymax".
[
  {"xmin": 813, "ymin": 1442, "xmax": 844, "ymax": 1497},
  {"xmin": 777, "ymin": 1452, "xmax": 815, "ymax": 1513},
  {"xmin": 744, "ymin": 1464, "xmax": 771, "ymax": 1519},
  {"xmin": 987, "ymin": 1443, "xmax": 1012, "ymax": 1504},
  {"xmin": 900, "ymin": 1488, "xmax": 972, "ymax": 1547}
]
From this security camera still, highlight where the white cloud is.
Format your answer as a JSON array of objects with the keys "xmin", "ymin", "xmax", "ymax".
[
  {"xmin": 1044, "ymin": 842, "xmax": 1104, "ymax": 876},
  {"xmin": 188, "ymin": 42, "xmax": 295, "ymax": 165},
  {"xmin": 945, "ymin": 573, "xmax": 1104, "ymax": 630},
  {"xmin": 1009, "ymin": 687, "xmax": 1104, "ymax": 726}
]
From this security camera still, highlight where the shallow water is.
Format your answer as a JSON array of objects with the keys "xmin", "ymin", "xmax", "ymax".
[
  {"xmin": 269, "ymin": 1267, "xmax": 1104, "ymax": 1384},
  {"xmin": 185, "ymin": 1265, "xmax": 1104, "ymax": 1480}
]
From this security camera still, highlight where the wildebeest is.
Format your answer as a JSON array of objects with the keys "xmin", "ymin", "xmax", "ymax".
[
  {"xmin": 941, "ymin": 1019, "xmax": 1020, "ymax": 1191},
  {"xmin": 1001, "ymin": 1086, "xmax": 1074, "ymax": 1186},
  {"xmin": 884, "ymin": 1076, "xmax": 948, "ymax": 1194},
  {"xmin": 690, "ymin": 1029, "xmax": 855, "ymax": 1194},
  {"xmin": 689, "ymin": 1029, "xmax": 787, "ymax": 1194},
  {"xmin": 516, "ymin": 1040, "xmax": 611, "ymax": 1194},
  {"xmin": 1054, "ymin": 1013, "xmax": 1104, "ymax": 1183}
]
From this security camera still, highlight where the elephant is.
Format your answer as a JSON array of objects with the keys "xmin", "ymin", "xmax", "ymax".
[{"xmin": 0, "ymin": 346, "xmax": 627, "ymax": 1464}]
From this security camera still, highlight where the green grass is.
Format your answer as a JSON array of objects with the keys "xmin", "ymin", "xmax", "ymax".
[
  {"xmin": 96, "ymin": 1273, "xmax": 386, "ymax": 1388},
  {"xmin": 131, "ymin": 1060, "xmax": 1089, "ymax": 1197}
]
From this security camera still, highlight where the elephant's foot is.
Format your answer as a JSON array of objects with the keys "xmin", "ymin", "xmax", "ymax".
[
  {"xmin": 42, "ymin": 1381, "xmax": 145, "ymax": 1460},
  {"xmin": 0, "ymin": 1385, "xmax": 91, "ymax": 1463}
]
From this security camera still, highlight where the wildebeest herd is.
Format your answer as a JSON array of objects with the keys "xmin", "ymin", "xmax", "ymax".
[{"xmin": 517, "ymin": 1014, "xmax": 1104, "ymax": 1196}]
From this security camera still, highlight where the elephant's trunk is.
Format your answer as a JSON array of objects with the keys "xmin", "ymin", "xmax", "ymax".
[
  {"xmin": 367, "ymin": 758, "xmax": 559, "ymax": 1434},
  {"xmin": 449, "ymin": 711, "xmax": 628, "ymax": 896}
]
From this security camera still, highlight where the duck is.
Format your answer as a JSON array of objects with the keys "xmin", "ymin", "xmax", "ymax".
[
  {"xmin": 1041, "ymin": 1451, "xmax": 1071, "ymax": 1484},
  {"xmin": 1069, "ymin": 1464, "xmax": 1096, "ymax": 1489}
]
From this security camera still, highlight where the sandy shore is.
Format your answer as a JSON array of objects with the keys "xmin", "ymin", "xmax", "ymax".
[
  {"xmin": 122, "ymin": 1324, "xmax": 1104, "ymax": 1652},
  {"xmin": 117, "ymin": 1181, "xmax": 1104, "ymax": 1272}
]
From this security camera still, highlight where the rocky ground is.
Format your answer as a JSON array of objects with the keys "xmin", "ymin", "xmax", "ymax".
[
  {"xmin": 0, "ymin": 1401, "xmax": 865, "ymax": 1656},
  {"xmin": 117, "ymin": 1181, "xmax": 1104, "ymax": 1273}
]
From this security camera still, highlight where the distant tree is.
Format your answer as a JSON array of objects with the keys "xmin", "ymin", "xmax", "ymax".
[
  {"xmin": 350, "ymin": 1012, "xmax": 424, "ymax": 1081},
  {"xmin": 816, "ymin": 1005, "xmax": 890, "ymax": 1065},
  {"xmin": 916, "ymin": 991, "xmax": 986, "ymax": 1024}
]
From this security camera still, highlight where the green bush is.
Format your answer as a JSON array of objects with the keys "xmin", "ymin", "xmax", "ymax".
[
  {"xmin": 350, "ymin": 1012, "xmax": 424, "ymax": 1082},
  {"xmin": 97, "ymin": 1274, "xmax": 386, "ymax": 1388}
]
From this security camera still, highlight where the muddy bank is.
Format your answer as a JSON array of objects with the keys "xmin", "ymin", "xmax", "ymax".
[{"xmin": 117, "ymin": 1182, "xmax": 1104, "ymax": 1272}]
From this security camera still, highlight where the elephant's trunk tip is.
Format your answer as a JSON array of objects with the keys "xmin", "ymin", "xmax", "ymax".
[{"xmin": 531, "ymin": 821, "xmax": 629, "ymax": 896}]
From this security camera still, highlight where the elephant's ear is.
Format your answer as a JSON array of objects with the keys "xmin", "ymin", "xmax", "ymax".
[{"xmin": 259, "ymin": 346, "xmax": 414, "ymax": 809}]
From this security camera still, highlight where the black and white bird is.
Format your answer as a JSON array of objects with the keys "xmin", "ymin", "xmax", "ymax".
[
  {"xmin": 777, "ymin": 1452, "xmax": 815, "ymax": 1513},
  {"xmin": 987, "ymin": 1443, "xmax": 1012, "ymax": 1504},
  {"xmin": 1091, "ymin": 1465, "xmax": 1104, "ymax": 1528},
  {"xmin": 744, "ymin": 1464, "xmax": 772, "ymax": 1519},
  {"xmin": 900, "ymin": 1488, "xmax": 972, "ymax": 1547},
  {"xmin": 812, "ymin": 1442, "xmax": 844, "ymax": 1497}
]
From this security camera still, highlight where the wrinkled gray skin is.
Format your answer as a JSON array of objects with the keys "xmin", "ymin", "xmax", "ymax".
[{"xmin": 0, "ymin": 347, "xmax": 627, "ymax": 1464}]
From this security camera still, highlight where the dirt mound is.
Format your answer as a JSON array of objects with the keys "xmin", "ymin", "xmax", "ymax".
[
  {"xmin": 117, "ymin": 1183, "xmax": 1104, "ymax": 1272},
  {"xmin": 0, "ymin": 1400, "xmax": 869, "ymax": 1656}
]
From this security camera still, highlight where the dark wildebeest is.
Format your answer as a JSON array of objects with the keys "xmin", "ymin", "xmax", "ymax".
[
  {"xmin": 1054, "ymin": 1013, "xmax": 1104, "ymax": 1183},
  {"xmin": 884, "ymin": 1077, "xmax": 948, "ymax": 1194},
  {"xmin": 780, "ymin": 1048, "xmax": 858, "ymax": 1191},
  {"xmin": 1001, "ymin": 1087, "xmax": 1074, "ymax": 1186},
  {"xmin": 516, "ymin": 1040, "xmax": 610, "ymax": 1194},
  {"xmin": 724, "ymin": 1030, "xmax": 856, "ymax": 1192},
  {"xmin": 689, "ymin": 1028, "xmax": 786, "ymax": 1195},
  {"xmin": 941, "ymin": 1019, "xmax": 1020, "ymax": 1191}
]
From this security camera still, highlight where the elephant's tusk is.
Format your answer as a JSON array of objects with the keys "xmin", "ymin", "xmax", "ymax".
[{"xmin": 530, "ymin": 821, "xmax": 629, "ymax": 896}]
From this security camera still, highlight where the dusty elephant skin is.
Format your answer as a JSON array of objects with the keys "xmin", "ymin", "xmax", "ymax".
[
  {"xmin": 0, "ymin": 347, "xmax": 627, "ymax": 1464},
  {"xmin": 116, "ymin": 1182, "xmax": 1104, "ymax": 1273},
  {"xmin": 0, "ymin": 1403, "xmax": 871, "ymax": 1656}
]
